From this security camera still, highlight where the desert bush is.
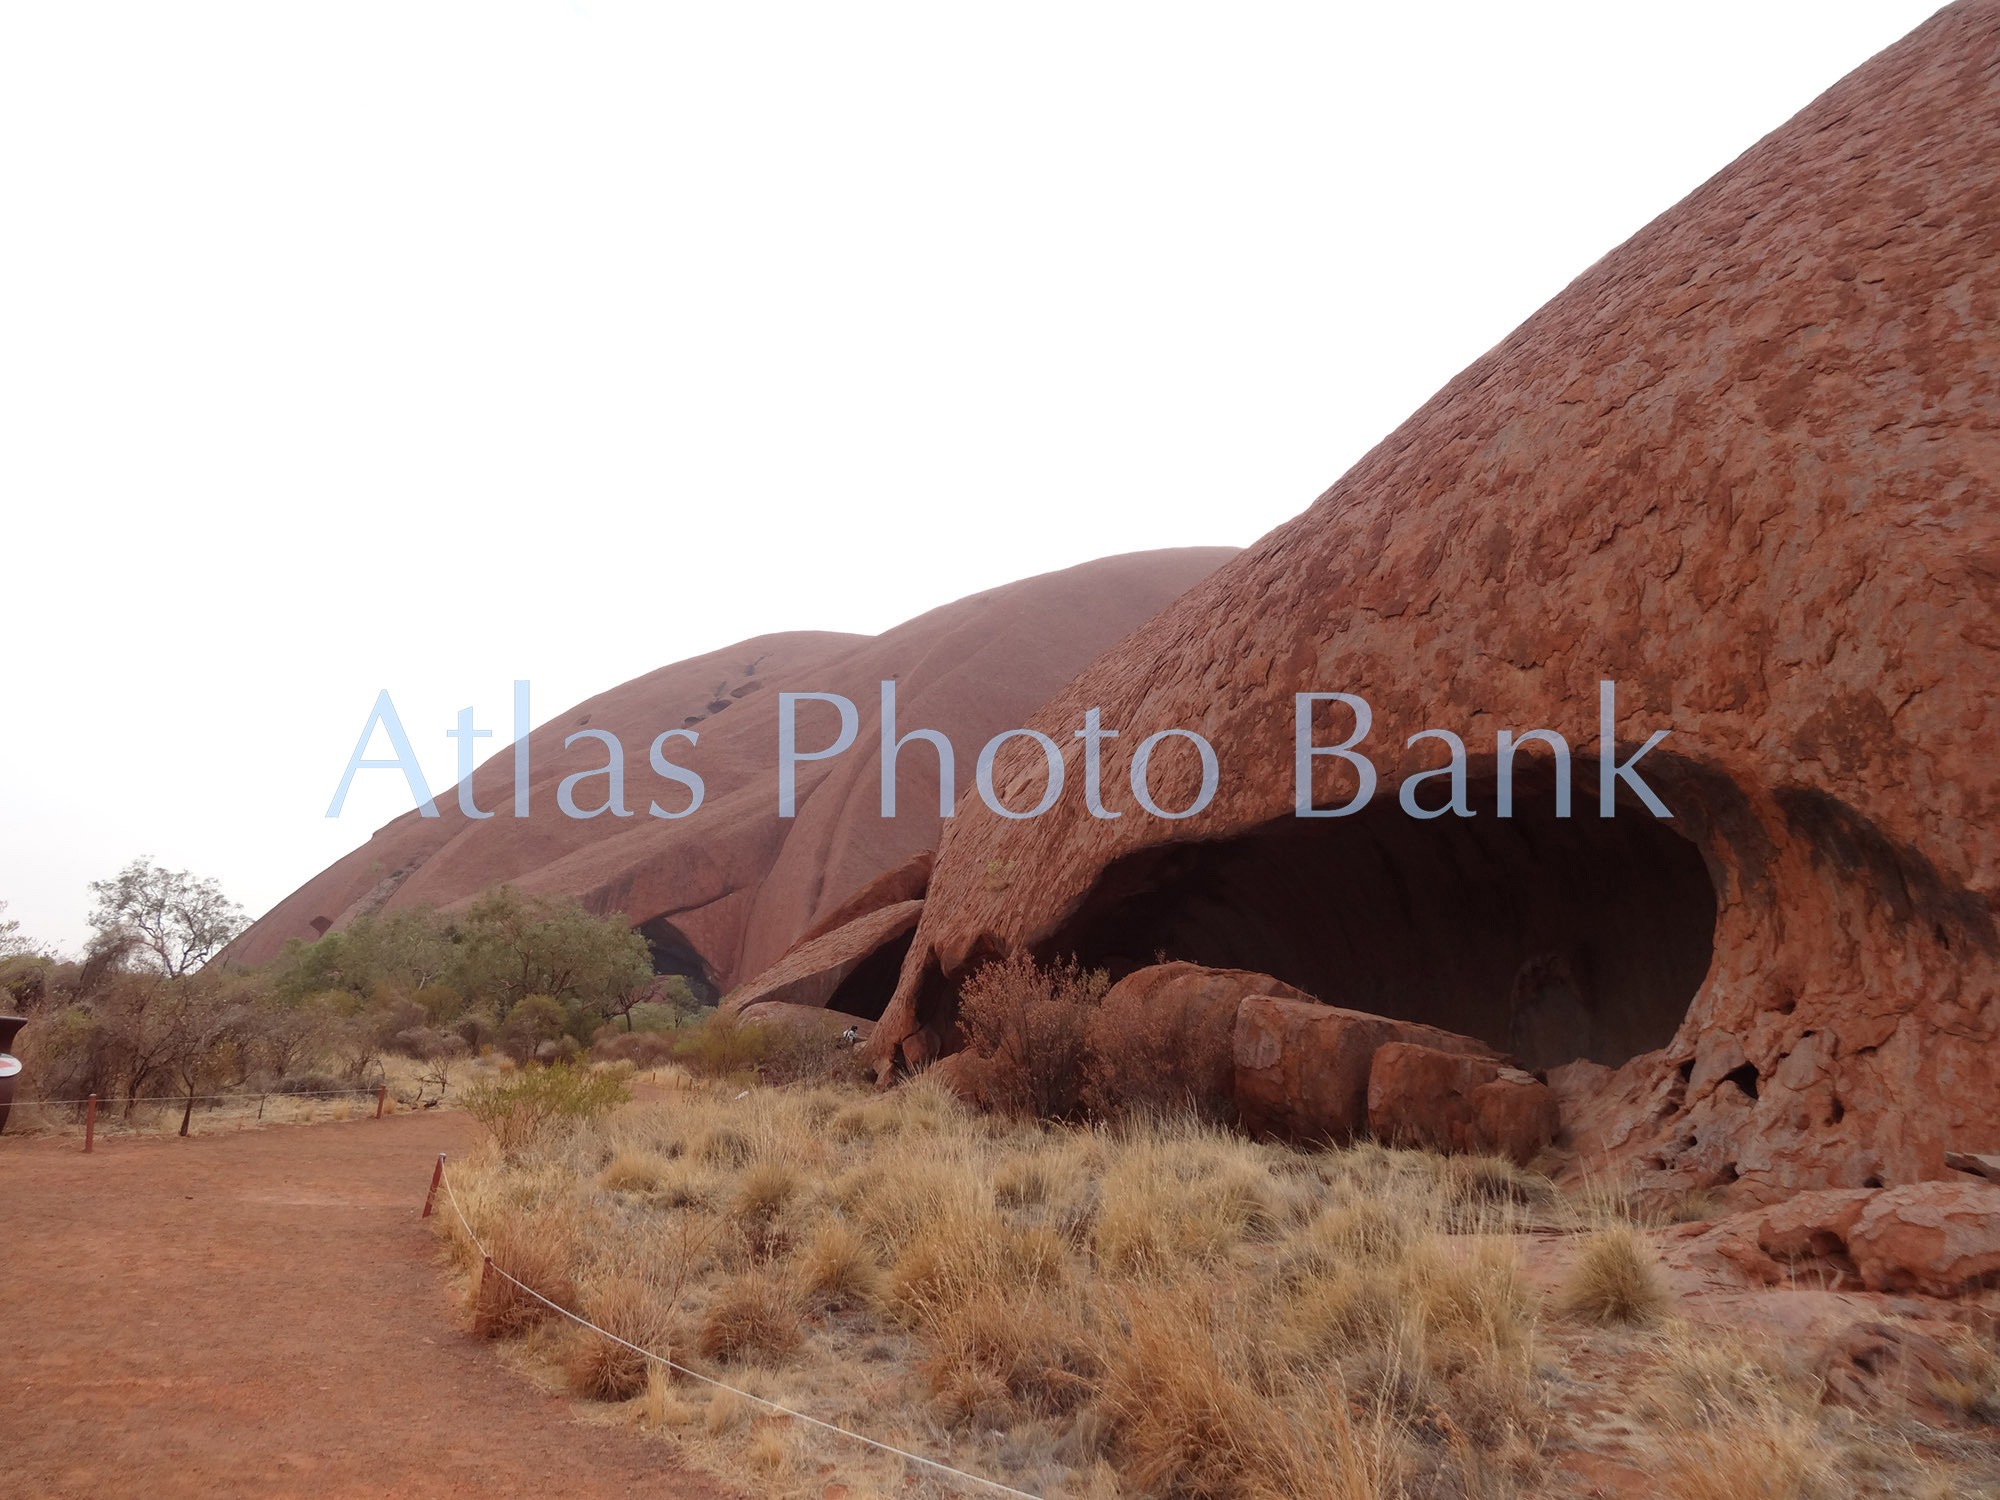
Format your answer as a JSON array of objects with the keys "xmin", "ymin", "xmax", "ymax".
[
  {"xmin": 1084, "ymin": 977, "xmax": 1238, "ymax": 1123},
  {"xmin": 460, "ymin": 1061, "xmax": 631, "ymax": 1151},
  {"xmin": 412, "ymin": 983, "xmax": 464, "ymax": 1024},
  {"xmin": 501, "ymin": 993, "xmax": 568, "ymax": 1063},
  {"xmin": 956, "ymin": 953, "xmax": 1108, "ymax": 1120},
  {"xmin": 592, "ymin": 1029, "xmax": 679, "ymax": 1068},
  {"xmin": 674, "ymin": 1010, "xmax": 769, "ymax": 1078},
  {"xmin": 756, "ymin": 1020, "xmax": 873, "ymax": 1088},
  {"xmin": 1560, "ymin": 1226, "xmax": 1670, "ymax": 1325}
]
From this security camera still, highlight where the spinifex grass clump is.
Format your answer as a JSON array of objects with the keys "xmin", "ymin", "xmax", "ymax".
[{"xmin": 440, "ymin": 1068, "xmax": 1563, "ymax": 1499}]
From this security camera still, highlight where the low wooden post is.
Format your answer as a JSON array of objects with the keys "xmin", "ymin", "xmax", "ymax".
[
  {"xmin": 375, "ymin": 1084, "xmax": 387, "ymax": 1119},
  {"xmin": 421, "ymin": 1152, "xmax": 446, "ymax": 1218},
  {"xmin": 84, "ymin": 1093, "xmax": 97, "ymax": 1154}
]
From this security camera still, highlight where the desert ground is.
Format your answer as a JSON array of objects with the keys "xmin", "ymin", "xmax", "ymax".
[
  {"xmin": 13, "ymin": 1059, "xmax": 1997, "ymax": 1500},
  {"xmin": 0, "ymin": 1104, "xmax": 732, "ymax": 1500}
]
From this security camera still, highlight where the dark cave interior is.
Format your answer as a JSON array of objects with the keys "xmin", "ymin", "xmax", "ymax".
[{"xmin": 1041, "ymin": 771, "xmax": 1718, "ymax": 1072}]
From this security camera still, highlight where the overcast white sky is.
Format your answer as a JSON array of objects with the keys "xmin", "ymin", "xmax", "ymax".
[{"xmin": 0, "ymin": 1, "xmax": 1944, "ymax": 955}]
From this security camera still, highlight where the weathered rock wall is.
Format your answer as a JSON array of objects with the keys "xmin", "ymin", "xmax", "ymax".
[{"xmin": 873, "ymin": 4, "xmax": 2000, "ymax": 1200}]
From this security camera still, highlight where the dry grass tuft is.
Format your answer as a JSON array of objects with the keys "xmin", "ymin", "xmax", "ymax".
[
  {"xmin": 1099, "ymin": 1283, "xmax": 1394, "ymax": 1500},
  {"xmin": 691, "ymin": 1124, "xmax": 753, "ymax": 1166},
  {"xmin": 697, "ymin": 1273, "xmax": 802, "ymax": 1365},
  {"xmin": 1645, "ymin": 1331, "xmax": 1839, "ymax": 1500},
  {"xmin": 922, "ymin": 1288, "xmax": 1101, "ymax": 1424},
  {"xmin": 474, "ymin": 1210, "xmax": 580, "ymax": 1338},
  {"xmin": 566, "ymin": 1271, "xmax": 677, "ymax": 1400},
  {"xmin": 796, "ymin": 1218, "xmax": 881, "ymax": 1309},
  {"xmin": 1560, "ymin": 1225, "xmax": 1670, "ymax": 1325},
  {"xmin": 598, "ymin": 1148, "xmax": 672, "ymax": 1194}
]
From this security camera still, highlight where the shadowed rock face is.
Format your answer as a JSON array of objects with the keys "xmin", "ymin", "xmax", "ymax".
[
  {"xmin": 873, "ymin": 4, "xmax": 2000, "ymax": 1200},
  {"xmin": 230, "ymin": 549, "xmax": 1235, "ymax": 988}
]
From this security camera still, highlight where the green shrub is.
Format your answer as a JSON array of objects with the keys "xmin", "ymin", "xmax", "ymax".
[
  {"xmin": 674, "ymin": 1010, "xmax": 769, "ymax": 1079},
  {"xmin": 460, "ymin": 1062, "xmax": 632, "ymax": 1151}
]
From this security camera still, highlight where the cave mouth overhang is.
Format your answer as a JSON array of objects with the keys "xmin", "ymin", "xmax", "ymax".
[
  {"xmin": 1036, "ymin": 764, "xmax": 1722, "ymax": 1073},
  {"xmin": 637, "ymin": 914, "xmax": 721, "ymax": 1004}
]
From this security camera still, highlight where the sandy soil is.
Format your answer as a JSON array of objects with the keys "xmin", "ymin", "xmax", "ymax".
[{"xmin": 0, "ymin": 1109, "xmax": 736, "ymax": 1500}]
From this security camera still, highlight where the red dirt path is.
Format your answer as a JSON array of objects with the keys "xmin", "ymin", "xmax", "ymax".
[{"xmin": 0, "ymin": 1110, "xmax": 735, "ymax": 1500}]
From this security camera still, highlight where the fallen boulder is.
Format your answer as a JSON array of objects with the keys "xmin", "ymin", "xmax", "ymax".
[
  {"xmin": 1232, "ymin": 995, "xmax": 1499, "ymax": 1145},
  {"xmin": 1366, "ymin": 1041, "xmax": 1560, "ymax": 1166},
  {"xmin": 1089, "ymin": 963, "xmax": 1314, "ymax": 1120}
]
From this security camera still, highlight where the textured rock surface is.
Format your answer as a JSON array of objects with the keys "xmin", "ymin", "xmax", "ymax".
[
  {"xmin": 1232, "ymin": 996, "xmax": 1496, "ymax": 1145},
  {"xmin": 229, "ymin": 550, "xmax": 1232, "ymax": 989},
  {"xmin": 1846, "ymin": 1180, "xmax": 2000, "ymax": 1295},
  {"xmin": 873, "ymin": 6, "xmax": 2000, "ymax": 1197},
  {"xmin": 1091, "ymin": 963, "xmax": 1314, "ymax": 1118},
  {"xmin": 719, "ymin": 900, "xmax": 923, "ymax": 1017},
  {"xmin": 1365, "ymin": 1042, "xmax": 1559, "ymax": 1166},
  {"xmin": 1683, "ymin": 1180, "xmax": 2000, "ymax": 1296},
  {"xmin": 789, "ymin": 851, "xmax": 932, "ymax": 951}
]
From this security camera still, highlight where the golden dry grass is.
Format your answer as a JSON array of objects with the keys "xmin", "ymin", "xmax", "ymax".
[
  {"xmin": 1559, "ymin": 1226, "xmax": 1670, "ymax": 1326},
  {"xmin": 439, "ymin": 1077, "xmax": 1557, "ymax": 1498},
  {"xmin": 435, "ymin": 1074, "xmax": 2000, "ymax": 1500}
]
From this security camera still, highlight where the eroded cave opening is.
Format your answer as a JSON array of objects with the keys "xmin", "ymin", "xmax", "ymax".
[
  {"xmin": 826, "ymin": 930, "xmax": 916, "ymax": 1021},
  {"xmin": 1042, "ymin": 769, "xmax": 1718, "ymax": 1072},
  {"xmin": 637, "ymin": 915, "xmax": 720, "ymax": 1004}
]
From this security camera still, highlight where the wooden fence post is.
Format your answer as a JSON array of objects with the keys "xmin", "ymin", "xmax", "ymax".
[
  {"xmin": 84, "ymin": 1093, "xmax": 97, "ymax": 1154},
  {"xmin": 422, "ymin": 1152, "xmax": 446, "ymax": 1218}
]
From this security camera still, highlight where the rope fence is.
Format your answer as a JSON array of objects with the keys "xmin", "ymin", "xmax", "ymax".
[
  {"xmin": 433, "ymin": 1159, "xmax": 1044, "ymax": 1500},
  {"xmin": 17, "ymin": 1088, "xmax": 391, "ymax": 1106}
]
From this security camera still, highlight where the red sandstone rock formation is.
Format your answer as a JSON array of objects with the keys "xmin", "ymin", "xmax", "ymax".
[
  {"xmin": 872, "ymin": 5, "xmax": 2000, "ymax": 1200},
  {"xmin": 1364, "ymin": 1043, "xmax": 1560, "ymax": 1167},
  {"xmin": 1683, "ymin": 1180, "xmax": 2000, "ymax": 1297},
  {"xmin": 1232, "ymin": 994, "xmax": 1496, "ymax": 1144},
  {"xmin": 720, "ymin": 900, "xmax": 923, "ymax": 1015},
  {"xmin": 228, "ymin": 550, "xmax": 1234, "ymax": 999}
]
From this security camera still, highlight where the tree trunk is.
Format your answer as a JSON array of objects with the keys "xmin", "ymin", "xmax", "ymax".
[{"xmin": 179, "ymin": 1084, "xmax": 195, "ymax": 1137}]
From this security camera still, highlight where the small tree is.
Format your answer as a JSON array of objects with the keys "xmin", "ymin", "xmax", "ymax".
[
  {"xmin": 501, "ymin": 994, "xmax": 568, "ymax": 1063},
  {"xmin": 449, "ymin": 887, "xmax": 654, "ymax": 1015},
  {"xmin": 88, "ymin": 859, "xmax": 246, "ymax": 977},
  {"xmin": 0, "ymin": 899, "xmax": 39, "ymax": 959},
  {"xmin": 162, "ymin": 983, "xmax": 238, "ymax": 1137}
]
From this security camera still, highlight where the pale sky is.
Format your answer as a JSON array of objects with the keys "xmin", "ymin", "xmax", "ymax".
[{"xmin": 0, "ymin": 1, "xmax": 1944, "ymax": 955}]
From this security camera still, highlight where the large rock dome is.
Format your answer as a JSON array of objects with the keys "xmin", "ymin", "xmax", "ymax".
[
  {"xmin": 871, "ymin": 3, "xmax": 2000, "ymax": 1200},
  {"xmin": 230, "ymin": 548, "xmax": 1236, "ymax": 991}
]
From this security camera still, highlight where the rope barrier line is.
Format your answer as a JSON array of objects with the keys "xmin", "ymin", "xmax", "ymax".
[
  {"xmin": 435, "ymin": 1164, "xmax": 1045, "ymax": 1500},
  {"xmin": 17, "ymin": 1089, "xmax": 390, "ymax": 1106}
]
